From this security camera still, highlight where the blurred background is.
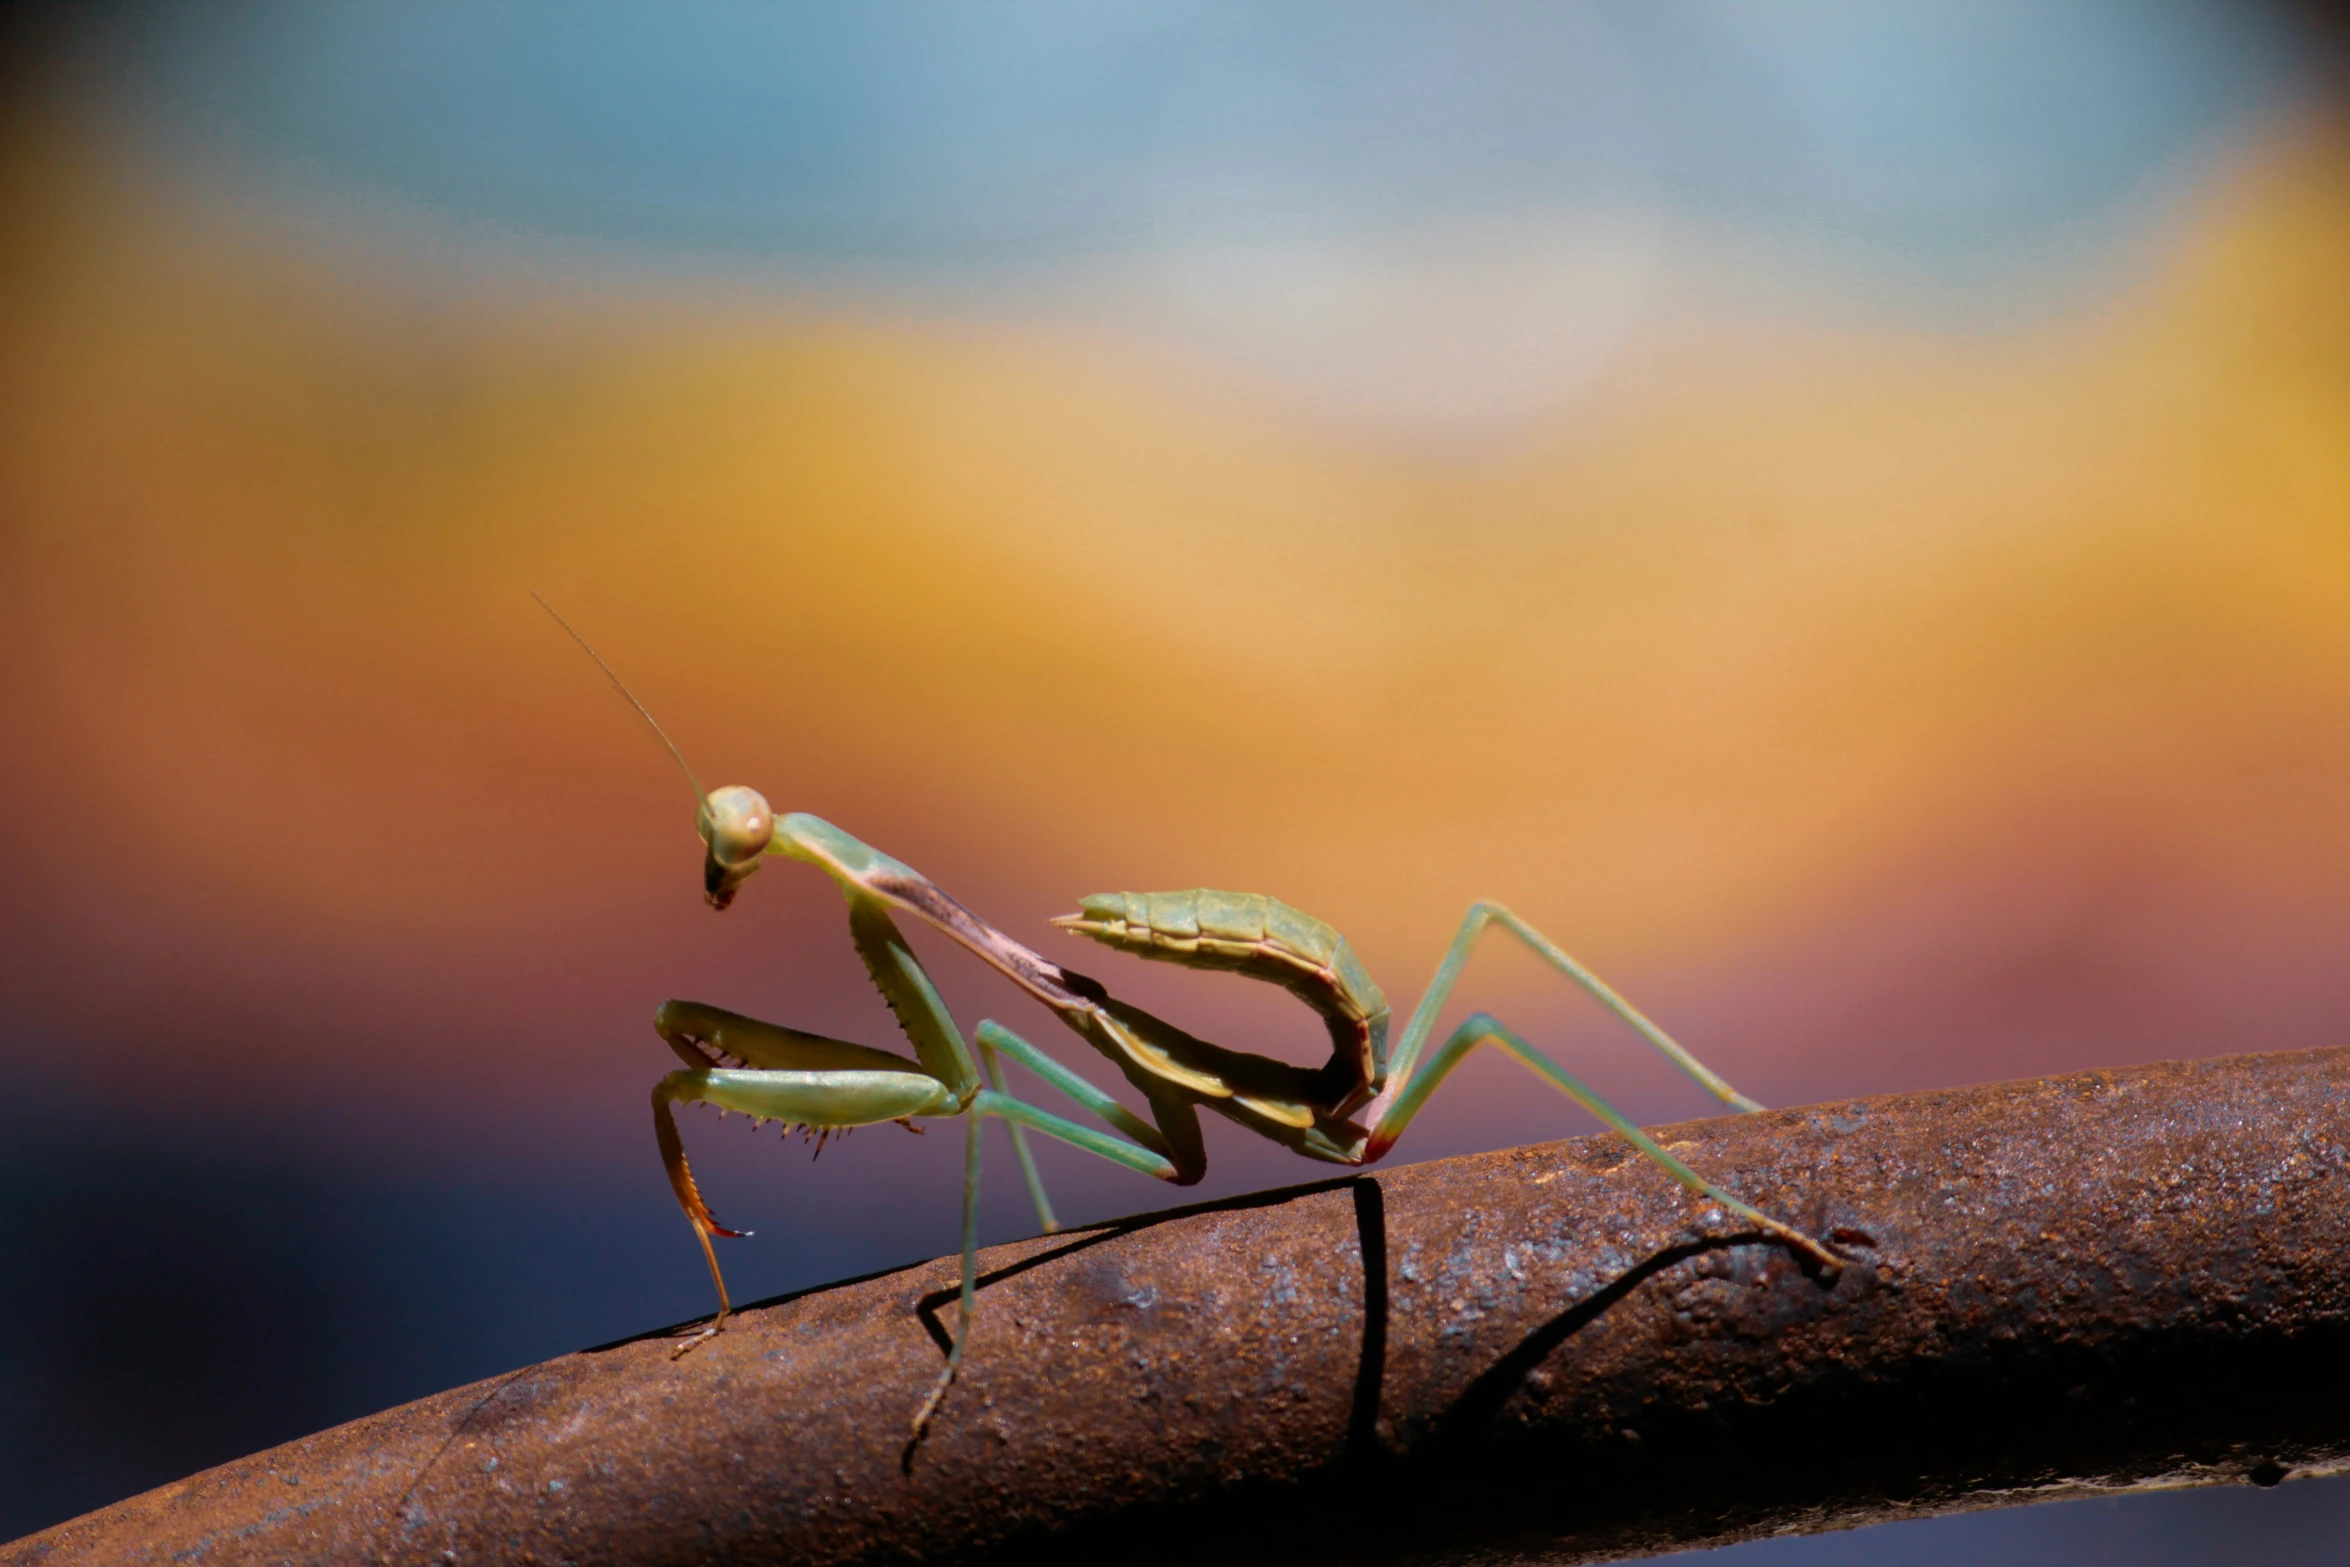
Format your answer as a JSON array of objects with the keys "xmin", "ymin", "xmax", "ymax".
[{"xmin": 3, "ymin": 2, "xmax": 2349, "ymax": 1558}]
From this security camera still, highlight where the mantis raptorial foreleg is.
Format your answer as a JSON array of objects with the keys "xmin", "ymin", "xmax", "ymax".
[
  {"xmin": 846, "ymin": 893, "xmax": 1065, "ymax": 1231},
  {"xmin": 653, "ymin": 1057, "xmax": 959, "ymax": 1349},
  {"xmin": 653, "ymin": 1029, "xmax": 1189, "ymax": 1423}
]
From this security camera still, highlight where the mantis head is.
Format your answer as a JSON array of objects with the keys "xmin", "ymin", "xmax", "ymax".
[
  {"xmin": 536, "ymin": 593, "xmax": 777, "ymax": 915},
  {"xmin": 699, "ymin": 785, "xmax": 775, "ymax": 910}
]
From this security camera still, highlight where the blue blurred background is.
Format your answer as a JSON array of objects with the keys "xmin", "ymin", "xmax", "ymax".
[{"xmin": 4, "ymin": 3, "xmax": 2350, "ymax": 1558}]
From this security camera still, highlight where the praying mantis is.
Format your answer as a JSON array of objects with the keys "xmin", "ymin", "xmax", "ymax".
[{"xmin": 537, "ymin": 598, "xmax": 1846, "ymax": 1447}]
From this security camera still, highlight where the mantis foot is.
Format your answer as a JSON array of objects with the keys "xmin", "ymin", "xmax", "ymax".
[
  {"xmin": 668, "ymin": 1320, "xmax": 725, "ymax": 1361},
  {"xmin": 902, "ymin": 1364, "xmax": 958, "ymax": 1469},
  {"xmin": 1751, "ymin": 1213, "xmax": 1846, "ymax": 1276}
]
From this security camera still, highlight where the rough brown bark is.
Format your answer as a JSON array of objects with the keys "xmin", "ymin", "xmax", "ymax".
[{"xmin": 12, "ymin": 1046, "xmax": 2350, "ymax": 1566}]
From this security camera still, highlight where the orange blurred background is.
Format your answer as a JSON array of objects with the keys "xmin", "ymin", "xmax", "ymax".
[{"xmin": 3, "ymin": 5, "xmax": 2348, "ymax": 1557}]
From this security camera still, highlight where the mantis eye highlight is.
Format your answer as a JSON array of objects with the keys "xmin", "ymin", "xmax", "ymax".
[
  {"xmin": 699, "ymin": 785, "xmax": 775, "ymax": 909},
  {"xmin": 701, "ymin": 785, "xmax": 775, "ymax": 862}
]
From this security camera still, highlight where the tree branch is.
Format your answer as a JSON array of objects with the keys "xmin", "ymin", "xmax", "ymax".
[{"xmin": 15, "ymin": 1047, "xmax": 2350, "ymax": 1566}]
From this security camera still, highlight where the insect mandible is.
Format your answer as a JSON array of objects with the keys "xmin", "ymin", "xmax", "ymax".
[{"xmin": 537, "ymin": 597, "xmax": 1846, "ymax": 1448}]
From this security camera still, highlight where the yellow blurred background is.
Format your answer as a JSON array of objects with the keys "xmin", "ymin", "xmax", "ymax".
[{"xmin": 8, "ymin": 111, "xmax": 2349, "ymax": 1111}]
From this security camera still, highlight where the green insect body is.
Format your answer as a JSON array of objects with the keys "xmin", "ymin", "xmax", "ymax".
[{"xmin": 537, "ymin": 596, "xmax": 1848, "ymax": 1459}]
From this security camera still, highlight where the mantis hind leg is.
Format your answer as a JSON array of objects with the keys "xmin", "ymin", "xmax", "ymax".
[
  {"xmin": 1380, "ymin": 900, "xmax": 1762, "ymax": 1115},
  {"xmin": 1368, "ymin": 1013, "xmax": 1841, "ymax": 1270}
]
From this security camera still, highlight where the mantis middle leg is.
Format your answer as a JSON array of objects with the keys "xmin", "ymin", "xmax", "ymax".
[{"xmin": 910, "ymin": 1081, "xmax": 1193, "ymax": 1445}]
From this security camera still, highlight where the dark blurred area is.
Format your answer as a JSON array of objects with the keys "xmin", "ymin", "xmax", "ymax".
[{"xmin": 0, "ymin": 1096, "xmax": 671, "ymax": 1531}]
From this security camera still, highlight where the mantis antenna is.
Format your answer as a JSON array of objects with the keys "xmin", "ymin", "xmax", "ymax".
[{"xmin": 531, "ymin": 591, "xmax": 709, "ymax": 808}]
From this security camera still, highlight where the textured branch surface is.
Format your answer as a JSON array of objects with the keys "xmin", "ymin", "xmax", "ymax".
[{"xmin": 14, "ymin": 1047, "xmax": 2350, "ymax": 1567}]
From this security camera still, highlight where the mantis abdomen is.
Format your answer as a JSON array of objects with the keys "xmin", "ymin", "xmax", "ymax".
[{"xmin": 1052, "ymin": 888, "xmax": 1391, "ymax": 1109}]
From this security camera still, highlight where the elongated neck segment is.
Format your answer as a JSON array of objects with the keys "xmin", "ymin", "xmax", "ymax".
[{"xmin": 771, "ymin": 812, "xmax": 1108, "ymax": 1014}]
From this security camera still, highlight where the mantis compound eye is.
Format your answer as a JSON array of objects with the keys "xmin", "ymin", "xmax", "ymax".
[{"xmin": 699, "ymin": 785, "xmax": 775, "ymax": 910}]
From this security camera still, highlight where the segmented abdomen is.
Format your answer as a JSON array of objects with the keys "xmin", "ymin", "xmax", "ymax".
[{"xmin": 1051, "ymin": 889, "xmax": 1390, "ymax": 1114}]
